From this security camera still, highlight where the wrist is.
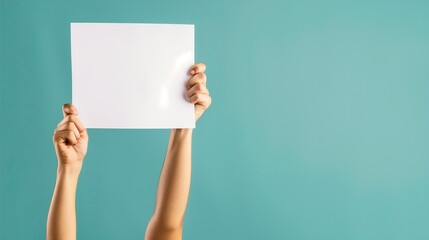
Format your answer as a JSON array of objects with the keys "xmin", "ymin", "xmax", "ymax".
[
  {"xmin": 169, "ymin": 129, "xmax": 193, "ymax": 148},
  {"xmin": 57, "ymin": 163, "xmax": 82, "ymax": 178},
  {"xmin": 171, "ymin": 128, "xmax": 193, "ymax": 136}
]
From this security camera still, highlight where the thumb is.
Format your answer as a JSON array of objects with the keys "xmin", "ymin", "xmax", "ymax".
[{"xmin": 62, "ymin": 103, "xmax": 78, "ymax": 117}]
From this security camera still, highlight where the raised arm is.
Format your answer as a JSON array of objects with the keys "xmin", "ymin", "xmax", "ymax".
[
  {"xmin": 145, "ymin": 63, "xmax": 212, "ymax": 240},
  {"xmin": 47, "ymin": 104, "xmax": 89, "ymax": 240}
]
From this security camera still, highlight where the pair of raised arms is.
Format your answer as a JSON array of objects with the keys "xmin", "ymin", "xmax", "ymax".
[{"xmin": 47, "ymin": 63, "xmax": 211, "ymax": 240}]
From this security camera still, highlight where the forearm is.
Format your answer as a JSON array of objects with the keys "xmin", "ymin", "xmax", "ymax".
[
  {"xmin": 152, "ymin": 128, "xmax": 193, "ymax": 228},
  {"xmin": 47, "ymin": 165, "xmax": 80, "ymax": 240}
]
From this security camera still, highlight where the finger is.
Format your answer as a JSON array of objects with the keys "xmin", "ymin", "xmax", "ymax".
[
  {"xmin": 62, "ymin": 103, "xmax": 78, "ymax": 117},
  {"xmin": 187, "ymin": 83, "xmax": 209, "ymax": 98},
  {"xmin": 187, "ymin": 72, "xmax": 206, "ymax": 89},
  {"xmin": 56, "ymin": 121, "xmax": 80, "ymax": 139},
  {"xmin": 190, "ymin": 93, "xmax": 212, "ymax": 107},
  {"xmin": 188, "ymin": 62, "xmax": 206, "ymax": 75},
  {"xmin": 55, "ymin": 130, "xmax": 78, "ymax": 145},
  {"xmin": 57, "ymin": 114, "xmax": 86, "ymax": 133}
]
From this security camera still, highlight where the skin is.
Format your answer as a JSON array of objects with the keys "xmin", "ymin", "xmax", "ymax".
[{"xmin": 46, "ymin": 62, "xmax": 211, "ymax": 240}]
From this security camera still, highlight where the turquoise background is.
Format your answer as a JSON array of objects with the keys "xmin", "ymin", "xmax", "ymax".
[{"xmin": 1, "ymin": 0, "xmax": 429, "ymax": 239}]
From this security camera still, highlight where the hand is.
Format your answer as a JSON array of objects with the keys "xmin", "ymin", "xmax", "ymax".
[
  {"xmin": 52, "ymin": 104, "xmax": 89, "ymax": 172},
  {"xmin": 187, "ymin": 62, "xmax": 212, "ymax": 122}
]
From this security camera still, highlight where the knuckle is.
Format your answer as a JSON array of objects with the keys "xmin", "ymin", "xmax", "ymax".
[
  {"xmin": 196, "ymin": 72, "xmax": 205, "ymax": 80},
  {"xmin": 195, "ymin": 83, "xmax": 204, "ymax": 91},
  {"xmin": 187, "ymin": 80, "xmax": 193, "ymax": 88},
  {"xmin": 200, "ymin": 85, "xmax": 209, "ymax": 94}
]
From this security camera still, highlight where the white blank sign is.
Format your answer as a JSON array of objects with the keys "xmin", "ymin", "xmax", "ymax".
[{"xmin": 71, "ymin": 23, "xmax": 195, "ymax": 129}]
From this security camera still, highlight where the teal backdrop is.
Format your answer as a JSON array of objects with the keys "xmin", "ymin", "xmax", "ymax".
[{"xmin": 1, "ymin": 0, "xmax": 429, "ymax": 239}]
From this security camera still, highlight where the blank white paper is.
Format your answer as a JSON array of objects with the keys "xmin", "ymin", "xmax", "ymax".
[{"xmin": 71, "ymin": 23, "xmax": 195, "ymax": 129}]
